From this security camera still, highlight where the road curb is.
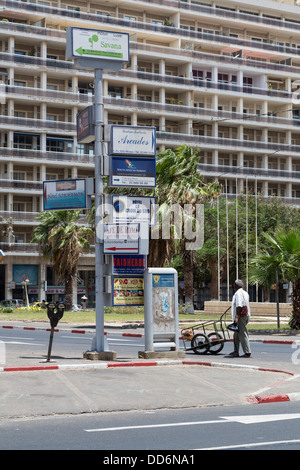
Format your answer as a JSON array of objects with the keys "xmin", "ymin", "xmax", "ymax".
[
  {"xmin": 247, "ymin": 393, "xmax": 300, "ymax": 404},
  {"xmin": 0, "ymin": 357, "xmax": 296, "ymax": 375}
]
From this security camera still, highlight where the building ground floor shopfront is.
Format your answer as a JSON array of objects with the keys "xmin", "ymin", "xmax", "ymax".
[{"xmin": 0, "ymin": 256, "xmax": 96, "ymax": 308}]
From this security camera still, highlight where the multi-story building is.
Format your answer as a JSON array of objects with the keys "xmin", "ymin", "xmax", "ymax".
[{"xmin": 1, "ymin": 0, "xmax": 300, "ymax": 305}]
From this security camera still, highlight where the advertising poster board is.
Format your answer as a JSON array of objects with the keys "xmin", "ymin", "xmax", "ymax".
[
  {"xmin": 109, "ymin": 156, "xmax": 156, "ymax": 188},
  {"xmin": 151, "ymin": 274, "xmax": 176, "ymax": 334},
  {"xmin": 110, "ymin": 125, "xmax": 156, "ymax": 156},
  {"xmin": 43, "ymin": 179, "xmax": 86, "ymax": 211},
  {"xmin": 112, "ymin": 276, "xmax": 144, "ymax": 306},
  {"xmin": 112, "ymin": 254, "xmax": 146, "ymax": 275}
]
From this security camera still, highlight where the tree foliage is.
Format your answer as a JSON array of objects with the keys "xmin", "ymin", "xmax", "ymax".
[{"xmin": 31, "ymin": 210, "xmax": 93, "ymax": 310}]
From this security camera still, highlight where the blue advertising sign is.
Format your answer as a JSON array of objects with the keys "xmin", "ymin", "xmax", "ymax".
[
  {"xmin": 109, "ymin": 156, "xmax": 156, "ymax": 188},
  {"xmin": 152, "ymin": 273, "xmax": 175, "ymax": 288},
  {"xmin": 112, "ymin": 254, "xmax": 147, "ymax": 275},
  {"xmin": 43, "ymin": 179, "xmax": 86, "ymax": 211}
]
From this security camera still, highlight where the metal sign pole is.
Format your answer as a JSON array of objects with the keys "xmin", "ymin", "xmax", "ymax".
[{"xmin": 94, "ymin": 68, "xmax": 105, "ymax": 353}]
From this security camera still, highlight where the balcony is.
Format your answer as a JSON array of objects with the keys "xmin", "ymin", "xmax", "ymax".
[
  {"xmin": 157, "ymin": 131, "xmax": 299, "ymax": 155},
  {"xmin": 6, "ymin": 85, "xmax": 92, "ymax": 106},
  {"xmin": 0, "ymin": 147, "xmax": 94, "ymax": 166},
  {"xmin": 198, "ymin": 164, "xmax": 300, "ymax": 183},
  {"xmin": 0, "ymin": 211, "xmax": 40, "ymax": 224},
  {"xmin": 0, "ymin": 179, "xmax": 42, "ymax": 194},
  {"xmin": 105, "ymin": 96, "xmax": 300, "ymax": 130},
  {"xmin": 0, "ymin": 211, "xmax": 91, "ymax": 225},
  {"xmin": 0, "ymin": 242, "xmax": 95, "ymax": 256},
  {"xmin": 0, "ymin": 115, "xmax": 76, "ymax": 134},
  {"xmin": 4, "ymin": 0, "xmax": 300, "ymax": 57}
]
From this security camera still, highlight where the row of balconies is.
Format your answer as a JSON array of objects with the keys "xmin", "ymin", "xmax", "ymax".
[
  {"xmin": 1, "ymin": 55, "xmax": 298, "ymax": 104},
  {"xmin": 1, "ymin": 128, "xmax": 300, "ymax": 156},
  {"xmin": 1, "ymin": 164, "xmax": 300, "ymax": 197},
  {"xmin": 5, "ymin": 0, "xmax": 300, "ymax": 37},
  {"xmin": 2, "ymin": 97, "xmax": 300, "ymax": 134},
  {"xmin": 1, "ymin": 47, "xmax": 300, "ymax": 102},
  {"xmin": 3, "ymin": 21, "xmax": 300, "ymax": 79},
  {"xmin": 3, "ymin": 10, "xmax": 300, "ymax": 61}
]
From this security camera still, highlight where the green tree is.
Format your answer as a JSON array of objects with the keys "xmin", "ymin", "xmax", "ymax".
[
  {"xmin": 248, "ymin": 229, "xmax": 300, "ymax": 329},
  {"xmin": 150, "ymin": 145, "xmax": 221, "ymax": 312},
  {"xmin": 198, "ymin": 194, "xmax": 300, "ymax": 300},
  {"xmin": 31, "ymin": 210, "xmax": 93, "ymax": 310}
]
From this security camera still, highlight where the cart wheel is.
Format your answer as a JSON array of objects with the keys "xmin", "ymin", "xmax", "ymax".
[
  {"xmin": 191, "ymin": 333, "xmax": 210, "ymax": 354},
  {"xmin": 207, "ymin": 332, "xmax": 224, "ymax": 354}
]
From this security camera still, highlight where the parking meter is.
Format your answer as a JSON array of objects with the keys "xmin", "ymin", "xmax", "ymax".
[
  {"xmin": 46, "ymin": 302, "xmax": 65, "ymax": 362},
  {"xmin": 56, "ymin": 302, "xmax": 65, "ymax": 322},
  {"xmin": 47, "ymin": 302, "xmax": 65, "ymax": 328}
]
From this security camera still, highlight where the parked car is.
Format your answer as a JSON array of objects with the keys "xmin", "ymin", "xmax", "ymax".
[{"xmin": 0, "ymin": 299, "xmax": 24, "ymax": 308}]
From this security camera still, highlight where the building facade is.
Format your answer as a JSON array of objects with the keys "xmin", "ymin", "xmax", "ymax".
[{"xmin": 1, "ymin": 0, "xmax": 300, "ymax": 304}]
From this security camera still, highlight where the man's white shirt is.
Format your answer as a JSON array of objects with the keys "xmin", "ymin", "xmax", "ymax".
[{"xmin": 232, "ymin": 288, "xmax": 251, "ymax": 321}]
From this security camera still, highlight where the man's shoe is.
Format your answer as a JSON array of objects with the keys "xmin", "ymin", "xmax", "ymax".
[
  {"xmin": 241, "ymin": 353, "xmax": 252, "ymax": 358},
  {"xmin": 228, "ymin": 351, "xmax": 239, "ymax": 357}
]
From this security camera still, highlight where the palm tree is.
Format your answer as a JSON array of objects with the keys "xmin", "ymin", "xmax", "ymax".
[
  {"xmin": 248, "ymin": 229, "xmax": 300, "ymax": 329},
  {"xmin": 31, "ymin": 210, "xmax": 93, "ymax": 310},
  {"xmin": 150, "ymin": 145, "xmax": 221, "ymax": 312}
]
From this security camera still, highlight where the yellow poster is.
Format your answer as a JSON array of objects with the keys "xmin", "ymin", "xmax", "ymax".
[{"xmin": 113, "ymin": 277, "xmax": 144, "ymax": 306}]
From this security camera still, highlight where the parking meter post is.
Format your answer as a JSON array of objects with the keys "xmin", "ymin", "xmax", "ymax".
[
  {"xmin": 47, "ymin": 327, "xmax": 54, "ymax": 362},
  {"xmin": 46, "ymin": 302, "xmax": 65, "ymax": 362}
]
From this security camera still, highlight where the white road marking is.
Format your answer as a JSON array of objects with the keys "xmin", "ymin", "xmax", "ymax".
[
  {"xmin": 199, "ymin": 439, "xmax": 300, "ymax": 450},
  {"xmin": 85, "ymin": 413, "xmax": 300, "ymax": 433}
]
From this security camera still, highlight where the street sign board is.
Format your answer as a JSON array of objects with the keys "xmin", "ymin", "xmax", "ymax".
[
  {"xmin": 110, "ymin": 125, "xmax": 156, "ymax": 156},
  {"xmin": 112, "ymin": 195, "xmax": 156, "ymax": 225},
  {"xmin": 103, "ymin": 223, "xmax": 139, "ymax": 254},
  {"xmin": 109, "ymin": 156, "xmax": 156, "ymax": 188},
  {"xmin": 112, "ymin": 254, "xmax": 147, "ymax": 275},
  {"xmin": 66, "ymin": 27, "xmax": 129, "ymax": 62},
  {"xmin": 112, "ymin": 276, "xmax": 144, "ymax": 306},
  {"xmin": 77, "ymin": 106, "xmax": 95, "ymax": 143},
  {"xmin": 43, "ymin": 179, "xmax": 86, "ymax": 211}
]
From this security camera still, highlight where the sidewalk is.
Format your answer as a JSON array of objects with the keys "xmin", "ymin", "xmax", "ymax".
[{"xmin": 0, "ymin": 320, "xmax": 300, "ymax": 419}]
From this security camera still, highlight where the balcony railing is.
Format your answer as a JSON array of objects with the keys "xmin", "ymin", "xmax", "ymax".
[
  {"xmin": 0, "ymin": 115, "xmax": 76, "ymax": 133},
  {"xmin": 105, "ymin": 96, "xmax": 299, "ymax": 128},
  {"xmin": 113, "ymin": 69, "xmax": 294, "ymax": 101},
  {"xmin": 132, "ymin": 43, "xmax": 300, "ymax": 76},
  {"xmin": 0, "ymin": 211, "xmax": 91, "ymax": 224},
  {"xmin": 3, "ymin": 0, "xmax": 300, "ymax": 34},
  {"xmin": 0, "ymin": 179, "xmax": 42, "ymax": 191},
  {"xmin": 157, "ymin": 131, "xmax": 300, "ymax": 154},
  {"xmin": 3, "ymin": 8, "xmax": 300, "ymax": 62},
  {"xmin": 0, "ymin": 147, "xmax": 94, "ymax": 165},
  {"xmin": 0, "ymin": 51, "xmax": 294, "ymax": 102},
  {"xmin": 0, "ymin": 242, "xmax": 95, "ymax": 255},
  {"xmin": 0, "ymin": 211, "xmax": 40, "ymax": 223},
  {"xmin": 6, "ymin": 85, "xmax": 92, "ymax": 105},
  {"xmin": 198, "ymin": 164, "xmax": 300, "ymax": 181}
]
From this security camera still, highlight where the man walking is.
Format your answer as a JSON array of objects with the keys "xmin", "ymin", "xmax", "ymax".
[{"xmin": 230, "ymin": 279, "xmax": 252, "ymax": 358}]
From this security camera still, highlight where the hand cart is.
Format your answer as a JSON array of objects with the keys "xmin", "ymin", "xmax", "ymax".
[{"xmin": 181, "ymin": 307, "xmax": 232, "ymax": 355}]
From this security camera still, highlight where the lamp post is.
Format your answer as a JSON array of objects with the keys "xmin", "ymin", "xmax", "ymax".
[{"xmin": 22, "ymin": 278, "xmax": 30, "ymax": 309}]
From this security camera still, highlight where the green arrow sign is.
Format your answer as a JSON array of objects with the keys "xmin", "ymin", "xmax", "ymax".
[{"xmin": 75, "ymin": 47, "xmax": 124, "ymax": 59}]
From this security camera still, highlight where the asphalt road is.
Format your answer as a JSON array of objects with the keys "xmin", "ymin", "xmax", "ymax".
[
  {"xmin": 1, "ymin": 324, "xmax": 300, "ymax": 451},
  {"xmin": 0, "ymin": 325, "xmax": 298, "ymax": 369},
  {"xmin": 2, "ymin": 401, "xmax": 300, "ymax": 450}
]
